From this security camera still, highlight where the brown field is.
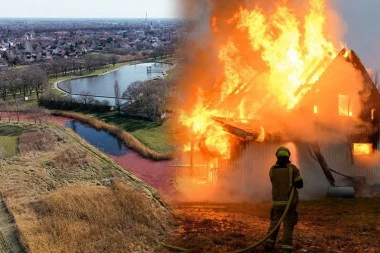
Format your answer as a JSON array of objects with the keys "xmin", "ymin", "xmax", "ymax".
[
  {"xmin": 0, "ymin": 121, "xmax": 172, "ymax": 252},
  {"xmin": 1, "ymin": 120, "xmax": 380, "ymax": 253},
  {"xmin": 159, "ymin": 198, "xmax": 380, "ymax": 253}
]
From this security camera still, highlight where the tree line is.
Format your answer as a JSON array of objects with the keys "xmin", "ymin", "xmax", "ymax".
[
  {"xmin": 38, "ymin": 54, "xmax": 120, "ymax": 78},
  {"xmin": 0, "ymin": 65, "xmax": 48, "ymax": 101},
  {"xmin": 0, "ymin": 52, "xmax": 174, "ymax": 123}
]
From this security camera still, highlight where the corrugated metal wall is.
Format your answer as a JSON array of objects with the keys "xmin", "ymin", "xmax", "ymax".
[
  {"xmin": 225, "ymin": 141, "xmax": 332, "ymax": 200},
  {"xmin": 222, "ymin": 125, "xmax": 380, "ymax": 199}
]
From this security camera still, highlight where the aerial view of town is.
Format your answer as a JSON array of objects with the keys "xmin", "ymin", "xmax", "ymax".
[
  {"xmin": 0, "ymin": 17, "xmax": 181, "ymax": 65},
  {"xmin": 0, "ymin": 0, "xmax": 380, "ymax": 253}
]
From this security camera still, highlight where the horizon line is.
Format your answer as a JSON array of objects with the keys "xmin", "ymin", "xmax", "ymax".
[{"xmin": 0, "ymin": 17, "xmax": 184, "ymax": 20}]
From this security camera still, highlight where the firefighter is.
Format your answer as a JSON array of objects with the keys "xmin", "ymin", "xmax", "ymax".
[{"xmin": 264, "ymin": 146, "xmax": 303, "ymax": 253}]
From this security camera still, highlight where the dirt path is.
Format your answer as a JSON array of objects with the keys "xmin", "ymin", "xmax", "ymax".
[{"xmin": 0, "ymin": 198, "xmax": 25, "ymax": 253}]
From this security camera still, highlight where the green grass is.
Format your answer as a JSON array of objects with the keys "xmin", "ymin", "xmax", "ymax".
[
  {"xmin": 53, "ymin": 111, "xmax": 172, "ymax": 159},
  {"xmin": 91, "ymin": 111, "xmax": 173, "ymax": 154},
  {"xmin": 2, "ymin": 91, "xmax": 39, "ymax": 107},
  {"xmin": 0, "ymin": 124, "xmax": 24, "ymax": 158},
  {"xmin": 0, "ymin": 124, "xmax": 24, "ymax": 137}
]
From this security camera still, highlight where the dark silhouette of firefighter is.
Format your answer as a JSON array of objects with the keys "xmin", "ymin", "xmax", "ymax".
[{"xmin": 264, "ymin": 146, "xmax": 303, "ymax": 253}]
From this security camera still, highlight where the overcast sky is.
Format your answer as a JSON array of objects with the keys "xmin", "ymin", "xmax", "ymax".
[
  {"xmin": 331, "ymin": 0, "xmax": 380, "ymax": 70},
  {"xmin": 0, "ymin": 0, "xmax": 379, "ymax": 69},
  {"xmin": 0, "ymin": 0, "xmax": 181, "ymax": 19}
]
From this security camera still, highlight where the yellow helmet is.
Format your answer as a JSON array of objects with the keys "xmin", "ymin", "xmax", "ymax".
[{"xmin": 275, "ymin": 146, "xmax": 291, "ymax": 157}]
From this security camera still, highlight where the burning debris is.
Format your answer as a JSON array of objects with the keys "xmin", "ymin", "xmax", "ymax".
[{"xmin": 174, "ymin": 0, "xmax": 380, "ymax": 201}]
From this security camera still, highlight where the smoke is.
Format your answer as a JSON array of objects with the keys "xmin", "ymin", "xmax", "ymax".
[{"xmin": 173, "ymin": 0, "xmax": 373, "ymax": 202}]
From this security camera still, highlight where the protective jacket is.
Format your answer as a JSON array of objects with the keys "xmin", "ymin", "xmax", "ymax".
[
  {"xmin": 265, "ymin": 157, "xmax": 303, "ymax": 252},
  {"xmin": 269, "ymin": 162, "xmax": 303, "ymax": 206}
]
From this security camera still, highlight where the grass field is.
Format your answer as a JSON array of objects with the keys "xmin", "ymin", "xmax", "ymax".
[
  {"xmin": 52, "ymin": 111, "xmax": 172, "ymax": 160},
  {"xmin": 92, "ymin": 111, "xmax": 174, "ymax": 154},
  {"xmin": 0, "ymin": 124, "xmax": 24, "ymax": 158}
]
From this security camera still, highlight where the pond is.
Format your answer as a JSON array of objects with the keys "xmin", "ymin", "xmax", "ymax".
[
  {"xmin": 58, "ymin": 62, "xmax": 172, "ymax": 105},
  {"xmin": 65, "ymin": 120, "xmax": 129, "ymax": 156}
]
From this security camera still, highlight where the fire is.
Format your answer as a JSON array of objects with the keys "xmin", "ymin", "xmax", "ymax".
[
  {"xmin": 179, "ymin": 97, "xmax": 230, "ymax": 157},
  {"xmin": 235, "ymin": 0, "xmax": 336, "ymax": 109},
  {"xmin": 179, "ymin": 0, "xmax": 338, "ymax": 162},
  {"xmin": 353, "ymin": 143, "xmax": 373, "ymax": 155}
]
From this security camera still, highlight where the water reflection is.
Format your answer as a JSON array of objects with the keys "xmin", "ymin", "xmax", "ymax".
[
  {"xmin": 66, "ymin": 120, "xmax": 129, "ymax": 156},
  {"xmin": 58, "ymin": 62, "xmax": 172, "ymax": 105}
]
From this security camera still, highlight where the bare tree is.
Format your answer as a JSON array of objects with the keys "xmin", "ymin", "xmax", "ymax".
[
  {"xmin": 14, "ymin": 98, "xmax": 23, "ymax": 123},
  {"xmin": 122, "ymin": 79, "xmax": 169, "ymax": 121},
  {"xmin": 0, "ymin": 71, "xmax": 8, "ymax": 101},
  {"xmin": 114, "ymin": 80, "xmax": 121, "ymax": 113},
  {"xmin": 110, "ymin": 55, "xmax": 119, "ymax": 67},
  {"xmin": 79, "ymin": 91, "xmax": 95, "ymax": 105},
  {"xmin": 7, "ymin": 69, "xmax": 22, "ymax": 101},
  {"xmin": 65, "ymin": 78, "xmax": 73, "ymax": 98},
  {"xmin": 50, "ymin": 60, "xmax": 61, "ymax": 78},
  {"xmin": 20, "ymin": 68, "xmax": 34, "ymax": 98},
  {"xmin": 0, "ymin": 100, "xmax": 6, "ymax": 120},
  {"xmin": 27, "ymin": 65, "xmax": 48, "ymax": 100},
  {"xmin": 28, "ymin": 105, "xmax": 49, "ymax": 124}
]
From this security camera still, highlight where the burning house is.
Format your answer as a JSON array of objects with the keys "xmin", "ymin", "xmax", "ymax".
[{"xmin": 174, "ymin": 0, "xmax": 380, "ymax": 201}]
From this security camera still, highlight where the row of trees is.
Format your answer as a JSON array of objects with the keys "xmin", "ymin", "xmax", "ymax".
[
  {"xmin": 0, "ymin": 101, "xmax": 50, "ymax": 123},
  {"xmin": 39, "ymin": 95, "xmax": 111, "ymax": 112},
  {"xmin": 38, "ymin": 54, "xmax": 120, "ymax": 79},
  {"xmin": 0, "ymin": 65, "xmax": 48, "ymax": 101}
]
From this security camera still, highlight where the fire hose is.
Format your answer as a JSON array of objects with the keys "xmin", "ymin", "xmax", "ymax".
[{"xmin": 161, "ymin": 186, "xmax": 296, "ymax": 253}]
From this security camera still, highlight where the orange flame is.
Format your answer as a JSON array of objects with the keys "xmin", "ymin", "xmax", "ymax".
[{"xmin": 179, "ymin": 0, "xmax": 338, "ymax": 158}]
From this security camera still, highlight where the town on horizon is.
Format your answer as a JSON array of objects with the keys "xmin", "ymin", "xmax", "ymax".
[{"xmin": 0, "ymin": 17, "xmax": 184, "ymax": 66}]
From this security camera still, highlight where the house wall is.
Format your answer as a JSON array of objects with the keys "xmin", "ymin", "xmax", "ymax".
[
  {"xmin": 224, "ymin": 125, "xmax": 380, "ymax": 200},
  {"xmin": 225, "ymin": 141, "xmax": 331, "ymax": 200}
]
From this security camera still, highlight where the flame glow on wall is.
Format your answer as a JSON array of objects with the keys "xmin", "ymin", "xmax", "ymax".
[{"xmin": 179, "ymin": 0, "xmax": 339, "ymax": 159}]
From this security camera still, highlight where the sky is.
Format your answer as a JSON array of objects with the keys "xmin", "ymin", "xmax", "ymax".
[
  {"xmin": 0, "ymin": 0, "xmax": 379, "ymax": 69},
  {"xmin": 331, "ymin": 0, "xmax": 380, "ymax": 70},
  {"xmin": 0, "ymin": 0, "xmax": 182, "ymax": 19}
]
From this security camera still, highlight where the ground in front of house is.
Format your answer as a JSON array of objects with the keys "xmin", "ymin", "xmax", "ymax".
[{"xmin": 158, "ymin": 197, "xmax": 380, "ymax": 253}]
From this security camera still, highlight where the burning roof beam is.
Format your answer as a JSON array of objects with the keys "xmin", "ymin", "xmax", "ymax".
[
  {"xmin": 293, "ymin": 51, "xmax": 338, "ymax": 100},
  {"xmin": 212, "ymin": 117, "xmax": 261, "ymax": 141}
]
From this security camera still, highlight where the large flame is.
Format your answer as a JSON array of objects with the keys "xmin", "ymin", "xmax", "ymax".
[{"xmin": 179, "ymin": 0, "xmax": 338, "ymax": 158}]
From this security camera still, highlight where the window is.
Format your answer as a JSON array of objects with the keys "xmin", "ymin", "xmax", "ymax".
[
  {"xmin": 338, "ymin": 94, "xmax": 353, "ymax": 117},
  {"xmin": 313, "ymin": 105, "xmax": 318, "ymax": 114},
  {"xmin": 353, "ymin": 143, "xmax": 372, "ymax": 155},
  {"xmin": 371, "ymin": 109, "xmax": 376, "ymax": 120}
]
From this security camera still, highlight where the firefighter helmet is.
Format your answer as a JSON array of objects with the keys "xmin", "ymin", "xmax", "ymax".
[{"xmin": 275, "ymin": 146, "xmax": 291, "ymax": 157}]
